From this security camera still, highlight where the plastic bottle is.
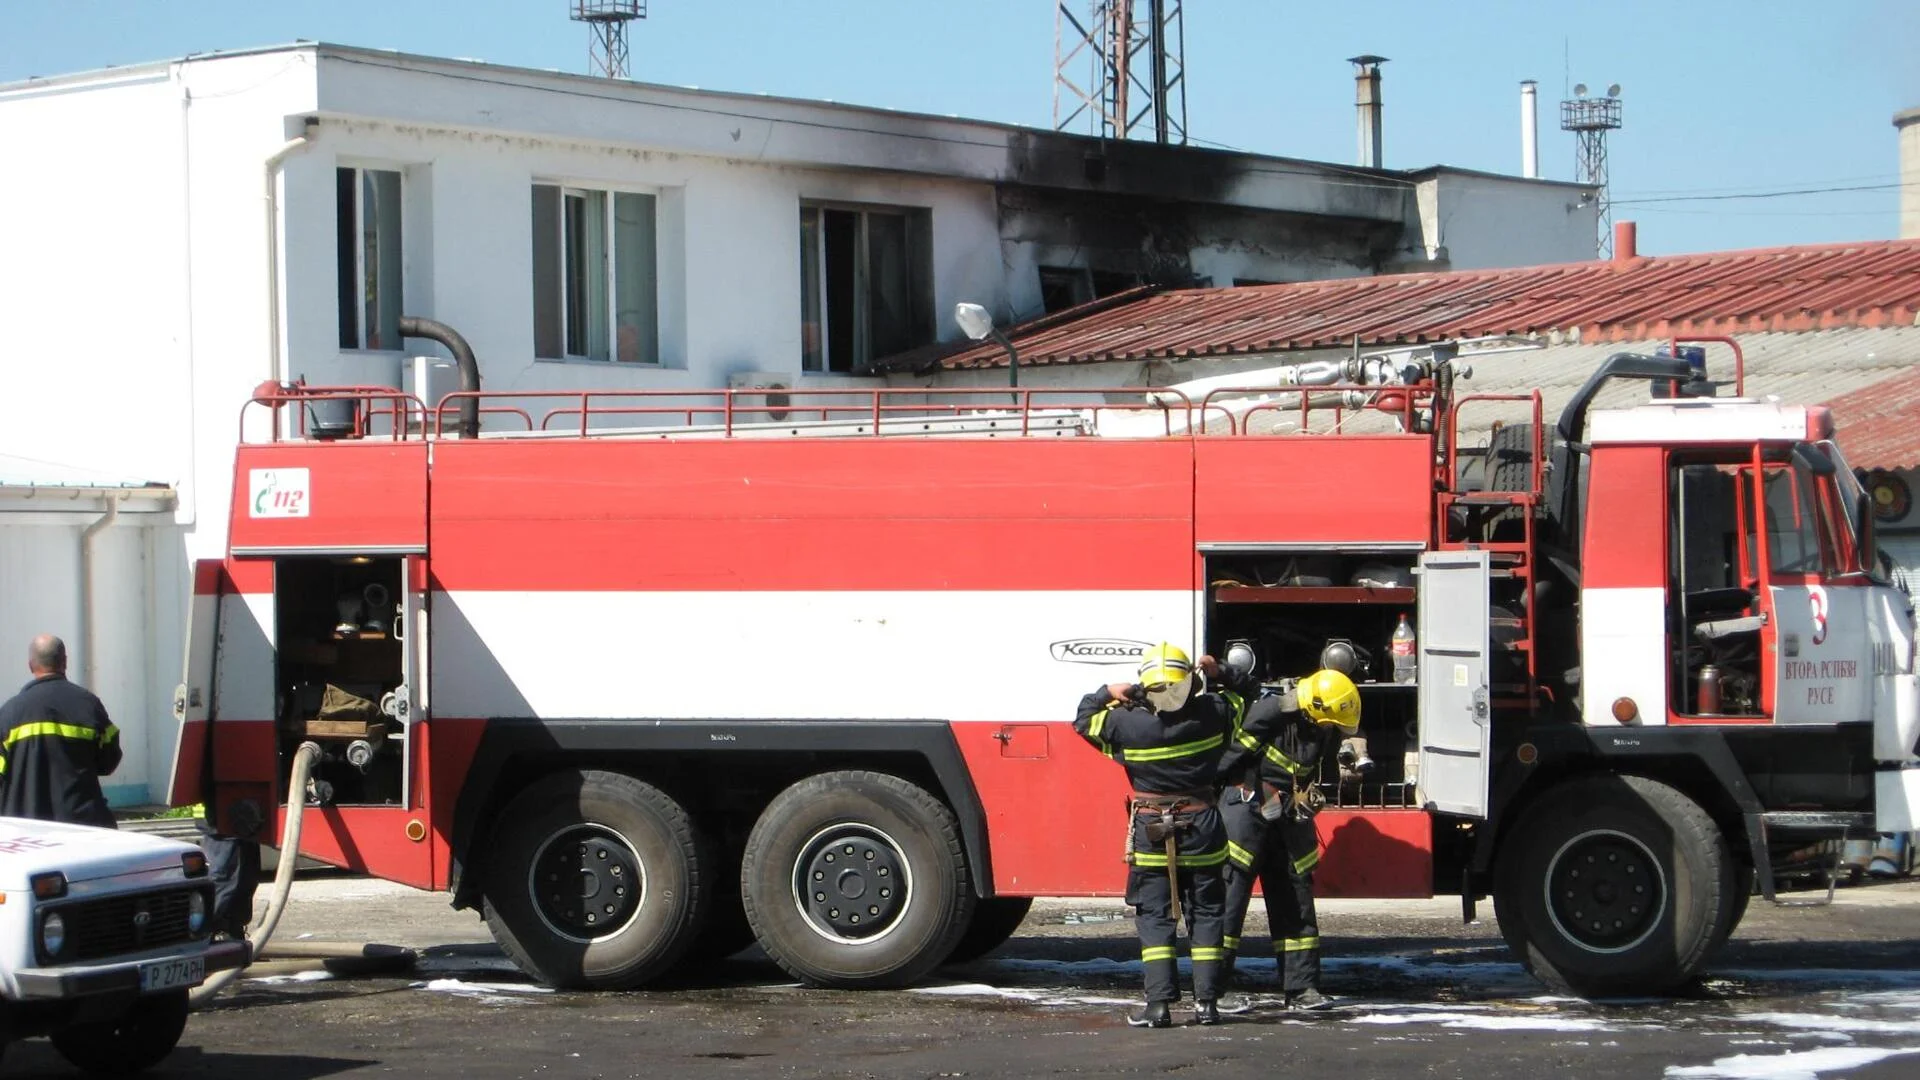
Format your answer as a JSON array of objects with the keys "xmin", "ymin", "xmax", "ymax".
[{"xmin": 1390, "ymin": 612, "xmax": 1417, "ymax": 684}]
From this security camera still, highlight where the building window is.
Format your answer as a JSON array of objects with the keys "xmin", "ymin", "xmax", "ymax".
[
  {"xmin": 336, "ymin": 168, "xmax": 404, "ymax": 351},
  {"xmin": 1090, "ymin": 269, "xmax": 1144, "ymax": 298},
  {"xmin": 1038, "ymin": 266, "xmax": 1093, "ymax": 313},
  {"xmin": 799, "ymin": 203, "xmax": 932, "ymax": 373},
  {"xmin": 532, "ymin": 185, "xmax": 658, "ymax": 363}
]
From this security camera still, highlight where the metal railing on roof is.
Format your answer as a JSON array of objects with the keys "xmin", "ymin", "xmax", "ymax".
[{"xmin": 237, "ymin": 383, "xmax": 1451, "ymax": 445}]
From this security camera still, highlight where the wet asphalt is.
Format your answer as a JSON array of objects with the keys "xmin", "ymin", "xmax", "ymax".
[{"xmin": 6, "ymin": 876, "xmax": 1918, "ymax": 1079}]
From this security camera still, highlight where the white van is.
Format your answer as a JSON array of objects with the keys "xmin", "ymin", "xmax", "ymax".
[{"xmin": 0, "ymin": 817, "xmax": 247, "ymax": 1073}]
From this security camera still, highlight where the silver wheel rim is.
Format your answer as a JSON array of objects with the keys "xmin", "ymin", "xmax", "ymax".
[
  {"xmin": 526, "ymin": 823, "xmax": 646, "ymax": 945},
  {"xmin": 1542, "ymin": 827, "xmax": 1668, "ymax": 955},
  {"xmin": 788, "ymin": 821, "xmax": 914, "ymax": 945}
]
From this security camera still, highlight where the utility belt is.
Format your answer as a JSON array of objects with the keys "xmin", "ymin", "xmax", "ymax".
[
  {"xmin": 1130, "ymin": 791, "xmax": 1216, "ymax": 816},
  {"xmin": 1126, "ymin": 791, "xmax": 1218, "ymax": 925},
  {"xmin": 1126, "ymin": 790, "xmax": 1216, "ymax": 847},
  {"xmin": 1255, "ymin": 777, "xmax": 1325, "ymax": 823}
]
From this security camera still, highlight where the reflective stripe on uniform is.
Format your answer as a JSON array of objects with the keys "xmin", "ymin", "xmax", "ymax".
[
  {"xmin": 1277, "ymin": 936, "xmax": 1319, "ymax": 954},
  {"xmin": 3, "ymin": 722, "xmax": 107, "ymax": 749},
  {"xmin": 1131, "ymin": 847, "xmax": 1228, "ymax": 869},
  {"xmin": 1292, "ymin": 848, "xmax": 1322, "ymax": 875},
  {"xmin": 101, "ymin": 724, "xmax": 119, "ymax": 744},
  {"xmin": 1142, "ymin": 946, "xmax": 1177, "ymax": 963},
  {"xmin": 1190, "ymin": 946, "xmax": 1228, "ymax": 962},
  {"xmin": 1264, "ymin": 743, "xmax": 1312, "ymax": 776},
  {"xmin": 1227, "ymin": 840, "xmax": 1256, "ymax": 868},
  {"xmin": 1223, "ymin": 691, "xmax": 1246, "ymax": 728},
  {"xmin": 1223, "ymin": 934, "xmax": 1240, "ymax": 951},
  {"xmin": 1085, "ymin": 707, "xmax": 1115, "ymax": 757},
  {"xmin": 1121, "ymin": 732, "xmax": 1225, "ymax": 763}
]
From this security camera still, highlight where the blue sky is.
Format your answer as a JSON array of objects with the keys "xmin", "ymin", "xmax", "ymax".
[{"xmin": 4, "ymin": 0, "xmax": 1915, "ymax": 256}]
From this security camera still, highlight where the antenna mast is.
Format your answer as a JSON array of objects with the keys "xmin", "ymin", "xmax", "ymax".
[
  {"xmin": 1560, "ymin": 82, "xmax": 1623, "ymax": 257},
  {"xmin": 571, "ymin": 0, "xmax": 647, "ymax": 80},
  {"xmin": 1053, "ymin": 1, "xmax": 1187, "ymax": 144}
]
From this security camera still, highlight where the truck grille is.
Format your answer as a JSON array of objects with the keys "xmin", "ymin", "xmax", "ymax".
[{"xmin": 56, "ymin": 889, "xmax": 202, "ymax": 962}]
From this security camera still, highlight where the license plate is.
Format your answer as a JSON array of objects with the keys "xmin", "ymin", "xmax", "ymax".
[{"xmin": 139, "ymin": 955, "xmax": 204, "ymax": 992}]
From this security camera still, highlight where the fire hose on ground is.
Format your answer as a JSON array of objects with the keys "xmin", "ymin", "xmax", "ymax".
[{"xmin": 190, "ymin": 742, "xmax": 417, "ymax": 1007}]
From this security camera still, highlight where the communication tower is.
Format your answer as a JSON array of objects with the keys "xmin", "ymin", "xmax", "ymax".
[
  {"xmin": 1560, "ymin": 82, "xmax": 1624, "ymax": 257},
  {"xmin": 571, "ymin": 0, "xmax": 647, "ymax": 80},
  {"xmin": 1053, "ymin": 1, "xmax": 1187, "ymax": 144}
]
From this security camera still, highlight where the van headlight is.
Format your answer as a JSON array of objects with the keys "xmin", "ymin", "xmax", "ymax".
[
  {"xmin": 41, "ymin": 912, "xmax": 66, "ymax": 958},
  {"xmin": 188, "ymin": 891, "xmax": 208, "ymax": 935}
]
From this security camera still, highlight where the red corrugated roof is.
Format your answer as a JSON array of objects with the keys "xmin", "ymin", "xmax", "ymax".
[
  {"xmin": 920, "ymin": 238, "xmax": 1920, "ymax": 372},
  {"xmin": 1821, "ymin": 366, "xmax": 1920, "ymax": 471}
]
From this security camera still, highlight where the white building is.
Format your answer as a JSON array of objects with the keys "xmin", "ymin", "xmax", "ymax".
[{"xmin": 0, "ymin": 43, "xmax": 1596, "ymax": 806}]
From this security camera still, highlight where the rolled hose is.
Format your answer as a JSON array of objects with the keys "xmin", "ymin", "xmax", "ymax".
[{"xmin": 190, "ymin": 742, "xmax": 326, "ymax": 1007}]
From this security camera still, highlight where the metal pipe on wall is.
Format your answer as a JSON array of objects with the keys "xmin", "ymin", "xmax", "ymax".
[
  {"xmin": 1521, "ymin": 80, "xmax": 1540, "ymax": 179},
  {"xmin": 78, "ymin": 492, "xmax": 127, "ymax": 692},
  {"xmin": 264, "ymin": 119, "xmax": 318, "ymax": 388},
  {"xmin": 1350, "ymin": 56, "xmax": 1387, "ymax": 168}
]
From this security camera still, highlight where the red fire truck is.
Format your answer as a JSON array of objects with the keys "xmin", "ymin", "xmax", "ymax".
[{"xmin": 170, "ymin": 327, "xmax": 1920, "ymax": 997}]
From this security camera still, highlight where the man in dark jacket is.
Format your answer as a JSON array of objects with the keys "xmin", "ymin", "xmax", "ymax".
[
  {"xmin": 0, "ymin": 634, "xmax": 122, "ymax": 827},
  {"xmin": 1216, "ymin": 667, "xmax": 1360, "ymax": 1011},
  {"xmin": 1073, "ymin": 643, "xmax": 1256, "ymax": 1028}
]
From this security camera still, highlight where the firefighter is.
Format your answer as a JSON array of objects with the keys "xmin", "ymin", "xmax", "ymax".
[
  {"xmin": 1216, "ymin": 667, "xmax": 1360, "ymax": 1011},
  {"xmin": 0, "ymin": 634, "xmax": 123, "ymax": 828},
  {"xmin": 1072, "ymin": 643, "xmax": 1255, "ymax": 1028}
]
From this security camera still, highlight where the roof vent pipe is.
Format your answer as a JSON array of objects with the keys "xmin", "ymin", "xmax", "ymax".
[
  {"xmin": 398, "ymin": 316, "xmax": 481, "ymax": 438},
  {"xmin": 1349, "ymin": 55, "xmax": 1387, "ymax": 168},
  {"xmin": 1521, "ymin": 80, "xmax": 1540, "ymax": 178},
  {"xmin": 1613, "ymin": 220, "xmax": 1638, "ymax": 261}
]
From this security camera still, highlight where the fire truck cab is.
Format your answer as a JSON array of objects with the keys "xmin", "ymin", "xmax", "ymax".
[{"xmin": 172, "ymin": 338, "xmax": 1920, "ymax": 998}]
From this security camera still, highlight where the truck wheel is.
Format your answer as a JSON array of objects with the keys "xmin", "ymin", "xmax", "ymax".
[
  {"xmin": 1493, "ymin": 774, "xmax": 1734, "ymax": 997},
  {"xmin": 1481, "ymin": 423, "xmax": 1536, "ymax": 541},
  {"xmin": 51, "ymin": 988, "xmax": 188, "ymax": 1075},
  {"xmin": 1711, "ymin": 863, "xmax": 1756, "ymax": 951},
  {"xmin": 944, "ymin": 897, "xmax": 1034, "ymax": 964},
  {"xmin": 483, "ymin": 770, "xmax": 708, "ymax": 990},
  {"xmin": 742, "ymin": 771, "xmax": 974, "ymax": 988}
]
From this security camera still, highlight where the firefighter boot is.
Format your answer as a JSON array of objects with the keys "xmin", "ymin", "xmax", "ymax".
[
  {"xmin": 1287, "ymin": 987, "xmax": 1334, "ymax": 1011},
  {"xmin": 1126, "ymin": 1002, "xmax": 1173, "ymax": 1028},
  {"xmin": 1193, "ymin": 1000, "xmax": 1222, "ymax": 1025}
]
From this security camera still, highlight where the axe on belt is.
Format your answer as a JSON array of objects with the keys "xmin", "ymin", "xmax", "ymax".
[{"xmin": 1128, "ymin": 799, "xmax": 1185, "ymax": 928}]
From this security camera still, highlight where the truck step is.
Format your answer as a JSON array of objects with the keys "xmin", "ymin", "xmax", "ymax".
[
  {"xmin": 1446, "ymin": 492, "xmax": 1538, "ymax": 506},
  {"xmin": 1759, "ymin": 811, "xmax": 1874, "ymax": 833},
  {"xmin": 1744, "ymin": 811, "xmax": 1876, "ymax": 908}
]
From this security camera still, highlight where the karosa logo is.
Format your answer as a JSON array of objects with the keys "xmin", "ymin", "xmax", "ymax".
[{"xmin": 1049, "ymin": 639, "xmax": 1153, "ymax": 664}]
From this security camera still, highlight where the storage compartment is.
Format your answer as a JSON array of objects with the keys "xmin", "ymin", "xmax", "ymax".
[
  {"xmin": 272, "ymin": 556, "xmax": 407, "ymax": 806},
  {"xmin": 1203, "ymin": 549, "xmax": 1424, "ymax": 809}
]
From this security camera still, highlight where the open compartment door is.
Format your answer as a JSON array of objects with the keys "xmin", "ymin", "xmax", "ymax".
[
  {"xmin": 1416, "ymin": 550, "xmax": 1492, "ymax": 818},
  {"xmin": 397, "ymin": 554, "xmax": 428, "ymax": 809},
  {"xmin": 167, "ymin": 559, "xmax": 224, "ymax": 807}
]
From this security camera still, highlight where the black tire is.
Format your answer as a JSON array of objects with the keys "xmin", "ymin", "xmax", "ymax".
[
  {"xmin": 742, "ymin": 771, "xmax": 974, "ymax": 989},
  {"xmin": 1492, "ymin": 775, "xmax": 1734, "ymax": 997},
  {"xmin": 1488, "ymin": 423, "xmax": 1536, "ymax": 494},
  {"xmin": 944, "ymin": 897, "xmax": 1034, "ymax": 964},
  {"xmin": 1713, "ymin": 863, "xmax": 1756, "ymax": 951},
  {"xmin": 482, "ymin": 769, "xmax": 709, "ymax": 990},
  {"xmin": 51, "ymin": 989, "xmax": 188, "ymax": 1075},
  {"xmin": 1481, "ymin": 423, "xmax": 1536, "ymax": 542}
]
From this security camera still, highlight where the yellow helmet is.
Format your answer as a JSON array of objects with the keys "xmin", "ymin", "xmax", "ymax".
[
  {"xmin": 1297, "ymin": 669, "xmax": 1361, "ymax": 733},
  {"xmin": 1136, "ymin": 643, "xmax": 1194, "ymax": 690}
]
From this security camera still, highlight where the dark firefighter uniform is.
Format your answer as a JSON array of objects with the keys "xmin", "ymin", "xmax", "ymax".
[
  {"xmin": 1072, "ymin": 649, "xmax": 1252, "ymax": 1016},
  {"xmin": 0, "ymin": 673, "xmax": 123, "ymax": 827},
  {"xmin": 1215, "ymin": 672, "xmax": 1354, "ymax": 1000}
]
